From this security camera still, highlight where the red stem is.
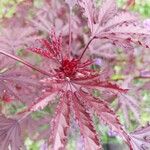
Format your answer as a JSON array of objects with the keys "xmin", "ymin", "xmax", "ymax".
[
  {"xmin": 68, "ymin": 10, "xmax": 72, "ymax": 51},
  {"xmin": 78, "ymin": 37, "xmax": 95, "ymax": 60},
  {"xmin": 0, "ymin": 50, "xmax": 53, "ymax": 77}
]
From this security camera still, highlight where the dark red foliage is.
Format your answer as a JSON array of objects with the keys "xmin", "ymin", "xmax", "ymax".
[
  {"xmin": 59, "ymin": 58, "xmax": 78, "ymax": 77},
  {"xmin": 0, "ymin": 0, "xmax": 150, "ymax": 150}
]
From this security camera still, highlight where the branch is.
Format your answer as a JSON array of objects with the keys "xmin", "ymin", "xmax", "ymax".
[
  {"xmin": 78, "ymin": 36, "xmax": 96, "ymax": 60},
  {"xmin": 68, "ymin": 9, "xmax": 72, "ymax": 52},
  {"xmin": 0, "ymin": 50, "xmax": 53, "ymax": 77}
]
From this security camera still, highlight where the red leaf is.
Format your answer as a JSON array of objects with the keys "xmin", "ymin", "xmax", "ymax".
[
  {"xmin": 73, "ymin": 75, "xmax": 127, "ymax": 93},
  {"xmin": 77, "ymin": 91, "xmax": 131, "ymax": 146},
  {"xmin": 49, "ymin": 92, "xmax": 70, "ymax": 150},
  {"xmin": 73, "ymin": 92, "xmax": 102, "ymax": 150},
  {"xmin": 29, "ymin": 92, "xmax": 57, "ymax": 112},
  {"xmin": 28, "ymin": 32, "xmax": 62, "ymax": 60}
]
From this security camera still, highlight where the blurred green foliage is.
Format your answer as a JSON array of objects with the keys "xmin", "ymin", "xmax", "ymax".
[
  {"xmin": 117, "ymin": 0, "xmax": 150, "ymax": 18},
  {"xmin": 0, "ymin": 0, "xmax": 23, "ymax": 18},
  {"xmin": 0, "ymin": 0, "xmax": 150, "ymax": 19}
]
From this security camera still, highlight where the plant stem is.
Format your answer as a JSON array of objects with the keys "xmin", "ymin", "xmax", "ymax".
[
  {"xmin": 0, "ymin": 50, "xmax": 53, "ymax": 77},
  {"xmin": 68, "ymin": 9, "xmax": 72, "ymax": 52},
  {"xmin": 78, "ymin": 36, "xmax": 95, "ymax": 60}
]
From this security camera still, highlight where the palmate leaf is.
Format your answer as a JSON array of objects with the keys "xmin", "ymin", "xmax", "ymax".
[
  {"xmin": 0, "ymin": 115, "xmax": 23, "ymax": 150},
  {"xmin": 79, "ymin": 0, "xmax": 136, "ymax": 35},
  {"xmin": 77, "ymin": 91, "xmax": 131, "ymax": 145},
  {"xmin": 78, "ymin": 0, "xmax": 138, "ymax": 66},
  {"xmin": 79, "ymin": 0, "xmax": 150, "ymax": 49}
]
